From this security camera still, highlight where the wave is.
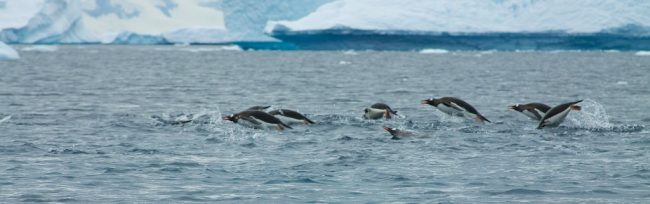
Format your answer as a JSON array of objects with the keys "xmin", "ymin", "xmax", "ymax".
[
  {"xmin": 20, "ymin": 45, "xmax": 58, "ymax": 52},
  {"xmin": 419, "ymin": 49, "xmax": 449, "ymax": 54},
  {"xmin": 635, "ymin": 51, "xmax": 650, "ymax": 56},
  {"xmin": 0, "ymin": 115, "xmax": 11, "ymax": 124}
]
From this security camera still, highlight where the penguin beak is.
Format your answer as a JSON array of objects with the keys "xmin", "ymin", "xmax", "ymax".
[{"xmin": 421, "ymin": 100, "xmax": 428, "ymax": 105}]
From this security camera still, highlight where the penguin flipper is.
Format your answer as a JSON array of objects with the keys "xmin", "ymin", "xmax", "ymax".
[
  {"xmin": 527, "ymin": 109, "xmax": 543, "ymax": 121},
  {"xmin": 240, "ymin": 116, "xmax": 262, "ymax": 125},
  {"xmin": 443, "ymin": 102, "xmax": 464, "ymax": 111}
]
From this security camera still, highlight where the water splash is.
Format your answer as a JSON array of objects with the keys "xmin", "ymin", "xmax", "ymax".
[{"xmin": 568, "ymin": 99, "xmax": 612, "ymax": 129}]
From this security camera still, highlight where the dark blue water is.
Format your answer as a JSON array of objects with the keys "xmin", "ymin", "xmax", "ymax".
[
  {"xmin": 1, "ymin": 46, "xmax": 649, "ymax": 202},
  {"xmin": 266, "ymin": 29, "xmax": 650, "ymax": 50}
]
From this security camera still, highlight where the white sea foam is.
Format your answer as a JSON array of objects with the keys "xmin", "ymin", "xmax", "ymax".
[
  {"xmin": 634, "ymin": 51, "xmax": 650, "ymax": 56},
  {"xmin": 21, "ymin": 45, "xmax": 58, "ymax": 52},
  {"xmin": 568, "ymin": 99, "xmax": 613, "ymax": 129},
  {"xmin": 0, "ymin": 115, "xmax": 12, "ymax": 124},
  {"xmin": 419, "ymin": 49, "xmax": 449, "ymax": 54}
]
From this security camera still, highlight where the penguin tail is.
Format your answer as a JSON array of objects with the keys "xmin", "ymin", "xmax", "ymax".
[
  {"xmin": 536, "ymin": 124, "xmax": 545, "ymax": 129},
  {"xmin": 281, "ymin": 122, "xmax": 293, "ymax": 129},
  {"xmin": 384, "ymin": 110, "xmax": 392, "ymax": 119},
  {"xmin": 304, "ymin": 118, "xmax": 315, "ymax": 124},
  {"xmin": 573, "ymin": 100, "xmax": 583, "ymax": 104},
  {"xmin": 478, "ymin": 115, "xmax": 491, "ymax": 123}
]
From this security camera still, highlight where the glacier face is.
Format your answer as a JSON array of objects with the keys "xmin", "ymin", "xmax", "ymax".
[
  {"xmin": 0, "ymin": 41, "xmax": 19, "ymax": 60},
  {"xmin": 218, "ymin": 0, "xmax": 330, "ymax": 42},
  {"xmin": 266, "ymin": 0, "xmax": 650, "ymax": 35}
]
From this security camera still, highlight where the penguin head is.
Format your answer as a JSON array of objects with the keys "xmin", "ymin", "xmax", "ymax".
[
  {"xmin": 383, "ymin": 126, "xmax": 398, "ymax": 136},
  {"xmin": 421, "ymin": 98, "xmax": 439, "ymax": 106},
  {"xmin": 509, "ymin": 104, "xmax": 523, "ymax": 112},
  {"xmin": 223, "ymin": 114, "xmax": 238, "ymax": 123}
]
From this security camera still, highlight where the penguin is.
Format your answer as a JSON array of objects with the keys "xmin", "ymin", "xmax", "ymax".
[
  {"xmin": 267, "ymin": 109, "xmax": 315, "ymax": 125},
  {"xmin": 537, "ymin": 100, "xmax": 582, "ymax": 129},
  {"xmin": 246, "ymin": 105, "xmax": 271, "ymax": 111},
  {"xmin": 421, "ymin": 97, "xmax": 491, "ymax": 123},
  {"xmin": 383, "ymin": 126, "xmax": 415, "ymax": 140},
  {"xmin": 223, "ymin": 110, "xmax": 292, "ymax": 130},
  {"xmin": 509, "ymin": 103, "xmax": 551, "ymax": 120},
  {"xmin": 363, "ymin": 103, "xmax": 398, "ymax": 119}
]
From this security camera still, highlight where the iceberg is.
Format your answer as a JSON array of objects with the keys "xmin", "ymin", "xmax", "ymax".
[
  {"xmin": 3, "ymin": 0, "xmax": 650, "ymax": 50},
  {"xmin": 0, "ymin": 0, "xmax": 227, "ymax": 44},
  {"xmin": 110, "ymin": 32, "xmax": 169, "ymax": 44},
  {"xmin": 218, "ymin": 0, "xmax": 331, "ymax": 42},
  {"xmin": 0, "ymin": 41, "xmax": 19, "ymax": 60},
  {"xmin": 0, "ymin": 0, "xmax": 331, "ymax": 45},
  {"xmin": 267, "ymin": 0, "xmax": 650, "ymax": 50},
  {"xmin": 0, "ymin": 0, "xmax": 97, "ymax": 43}
]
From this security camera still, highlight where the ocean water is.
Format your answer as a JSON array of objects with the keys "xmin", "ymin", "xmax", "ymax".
[{"xmin": 1, "ymin": 46, "xmax": 649, "ymax": 203}]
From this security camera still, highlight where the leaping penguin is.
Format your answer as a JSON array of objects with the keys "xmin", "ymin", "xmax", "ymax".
[
  {"xmin": 223, "ymin": 110, "xmax": 292, "ymax": 130},
  {"xmin": 363, "ymin": 103, "xmax": 398, "ymax": 120},
  {"xmin": 268, "ymin": 109, "xmax": 315, "ymax": 125},
  {"xmin": 421, "ymin": 97, "xmax": 491, "ymax": 123},
  {"xmin": 509, "ymin": 103, "xmax": 551, "ymax": 120},
  {"xmin": 537, "ymin": 100, "xmax": 582, "ymax": 129}
]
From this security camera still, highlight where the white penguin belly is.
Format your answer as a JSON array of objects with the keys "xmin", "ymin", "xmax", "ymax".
[
  {"xmin": 364, "ymin": 108, "xmax": 387, "ymax": 119},
  {"xmin": 237, "ymin": 119, "xmax": 263, "ymax": 129},
  {"xmin": 522, "ymin": 110, "xmax": 541, "ymax": 120},
  {"xmin": 238, "ymin": 117, "xmax": 278, "ymax": 129},
  {"xmin": 436, "ymin": 105, "xmax": 464, "ymax": 117},
  {"xmin": 275, "ymin": 115, "xmax": 304, "ymax": 125},
  {"xmin": 543, "ymin": 108, "xmax": 572, "ymax": 127}
]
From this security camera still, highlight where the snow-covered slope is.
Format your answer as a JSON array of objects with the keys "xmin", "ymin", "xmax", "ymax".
[
  {"xmin": 0, "ymin": 0, "xmax": 330, "ymax": 44},
  {"xmin": 267, "ymin": 0, "xmax": 650, "ymax": 35},
  {"xmin": 81, "ymin": 0, "xmax": 225, "ymax": 43},
  {"xmin": 0, "ymin": 0, "xmax": 226, "ymax": 44},
  {"xmin": 0, "ymin": 41, "xmax": 19, "ymax": 60}
]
